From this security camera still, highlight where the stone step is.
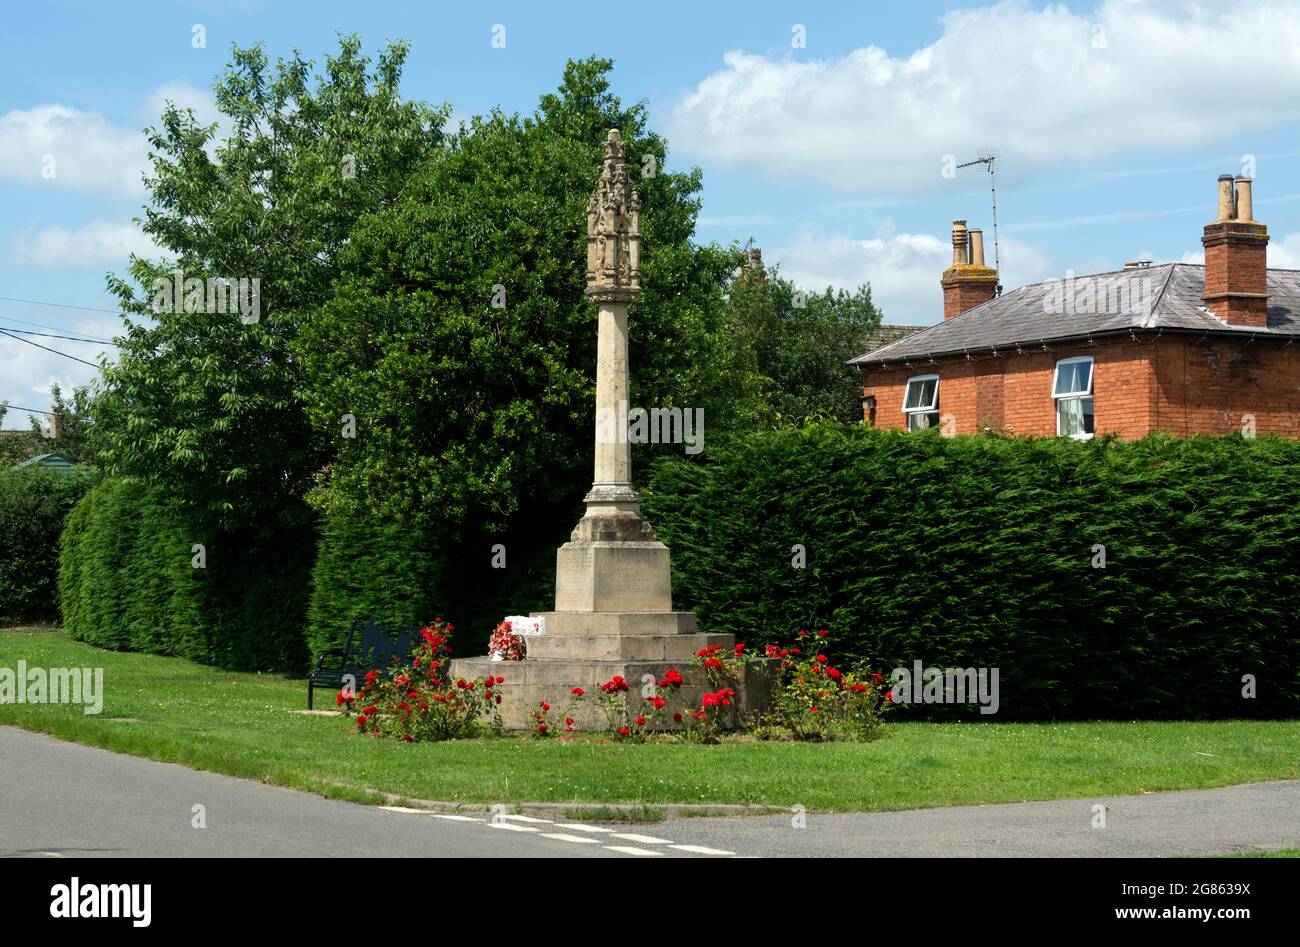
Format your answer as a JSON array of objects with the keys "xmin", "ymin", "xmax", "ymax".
[
  {"xmin": 525, "ymin": 632, "xmax": 734, "ymax": 662},
  {"xmin": 530, "ymin": 610, "xmax": 698, "ymax": 636},
  {"xmin": 446, "ymin": 655, "xmax": 778, "ymax": 731}
]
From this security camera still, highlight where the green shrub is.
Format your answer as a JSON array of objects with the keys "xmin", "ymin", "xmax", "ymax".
[
  {"xmin": 644, "ymin": 424, "xmax": 1300, "ymax": 720},
  {"xmin": 0, "ymin": 465, "xmax": 96, "ymax": 624},
  {"xmin": 59, "ymin": 479, "xmax": 313, "ymax": 673}
]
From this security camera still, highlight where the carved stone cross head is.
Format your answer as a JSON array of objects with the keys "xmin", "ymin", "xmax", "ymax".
[{"xmin": 585, "ymin": 129, "xmax": 641, "ymax": 301}]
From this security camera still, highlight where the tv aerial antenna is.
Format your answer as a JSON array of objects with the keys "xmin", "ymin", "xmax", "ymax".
[{"xmin": 957, "ymin": 151, "xmax": 1001, "ymax": 294}]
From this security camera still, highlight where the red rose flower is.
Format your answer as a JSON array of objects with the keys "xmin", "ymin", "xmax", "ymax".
[
  {"xmin": 619, "ymin": 727, "xmax": 631, "ymax": 736},
  {"xmin": 571, "ymin": 687, "xmax": 585, "ymax": 697},
  {"xmin": 658, "ymin": 668, "xmax": 684, "ymax": 689},
  {"xmin": 635, "ymin": 715, "xmax": 646, "ymax": 726}
]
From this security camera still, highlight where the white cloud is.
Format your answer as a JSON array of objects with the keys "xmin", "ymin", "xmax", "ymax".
[
  {"xmin": 770, "ymin": 230, "xmax": 1053, "ymax": 323},
  {"xmin": 0, "ymin": 104, "xmax": 147, "ymax": 194},
  {"xmin": 669, "ymin": 0, "xmax": 1300, "ymax": 194},
  {"xmin": 7, "ymin": 220, "xmax": 161, "ymax": 270},
  {"xmin": 0, "ymin": 83, "xmax": 217, "ymax": 195}
]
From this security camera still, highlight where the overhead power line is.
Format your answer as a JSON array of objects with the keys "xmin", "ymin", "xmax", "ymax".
[
  {"xmin": 0, "ymin": 403, "xmax": 56, "ymax": 417},
  {"xmin": 0, "ymin": 294, "xmax": 123, "ymax": 315},
  {"xmin": 0, "ymin": 313, "xmax": 117, "ymax": 345},
  {"xmin": 0, "ymin": 327, "xmax": 102, "ymax": 367},
  {"xmin": 0, "ymin": 325, "xmax": 118, "ymax": 345}
]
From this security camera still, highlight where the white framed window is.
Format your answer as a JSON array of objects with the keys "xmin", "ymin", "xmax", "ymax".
[
  {"xmin": 1053, "ymin": 356, "xmax": 1095, "ymax": 439},
  {"xmin": 903, "ymin": 374, "xmax": 940, "ymax": 432}
]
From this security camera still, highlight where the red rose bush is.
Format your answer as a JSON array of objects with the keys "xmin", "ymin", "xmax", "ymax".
[{"xmin": 341, "ymin": 619, "xmax": 502, "ymax": 742}]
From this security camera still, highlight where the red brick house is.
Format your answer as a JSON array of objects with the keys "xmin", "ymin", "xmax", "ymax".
[{"xmin": 851, "ymin": 175, "xmax": 1300, "ymax": 439}]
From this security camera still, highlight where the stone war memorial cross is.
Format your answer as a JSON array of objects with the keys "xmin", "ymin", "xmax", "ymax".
[{"xmin": 453, "ymin": 130, "xmax": 771, "ymax": 729}]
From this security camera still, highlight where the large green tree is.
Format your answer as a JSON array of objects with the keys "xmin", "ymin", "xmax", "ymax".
[
  {"xmin": 295, "ymin": 58, "xmax": 746, "ymax": 538},
  {"xmin": 95, "ymin": 37, "xmax": 446, "ymax": 528}
]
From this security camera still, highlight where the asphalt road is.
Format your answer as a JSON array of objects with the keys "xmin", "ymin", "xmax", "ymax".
[{"xmin": 2, "ymin": 726, "xmax": 1297, "ymax": 858}]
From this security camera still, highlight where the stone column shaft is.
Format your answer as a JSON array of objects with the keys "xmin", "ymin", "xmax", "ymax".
[{"xmin": 593, "ymin": 301, "xmax": 632, "ymax": 490}]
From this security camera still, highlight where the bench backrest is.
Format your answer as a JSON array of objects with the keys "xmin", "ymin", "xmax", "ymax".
[{"xmin": 349, "ymin": 619, "xmax": 420, "ymax": 673}]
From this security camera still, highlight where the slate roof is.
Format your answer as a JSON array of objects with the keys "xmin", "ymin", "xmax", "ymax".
[
  {"xmin": 850, "ymin": 263, "xmax": 1300, "ymax": 365},
  {"xmin": 861, "ymin": 323, "xmax": 927, "ymax": 351}
]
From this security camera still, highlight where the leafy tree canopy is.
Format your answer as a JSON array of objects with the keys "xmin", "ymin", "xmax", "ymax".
[{"xmin": 95, "ymin": 36, "xmax": 446, "ymax": 529}]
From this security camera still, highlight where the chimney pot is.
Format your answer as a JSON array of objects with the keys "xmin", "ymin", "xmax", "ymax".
[
  {"xmin": 1216, "ymin": 174, "xmax": 1236, "ymax": 221},
  {"xmin": 951, "ymin": 219, "xmax": 969, "ymax": 265},
  {"xmin": 1234, "ymin": 176, "xmax": 1254, "ymax": 223},
  {"xmin": 969, "ymin": 229, "xmax": 986, "ymax": 266}
]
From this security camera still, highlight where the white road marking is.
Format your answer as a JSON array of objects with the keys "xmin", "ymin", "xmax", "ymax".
[
  {"xmin": 417, "ymin": 811, "xmax": 742, "ymax": 857},
  {"xmin": 40, "ymin": 852, "xmax": 66, "ymax": 858},
  {"xmin": 611, "ymin": 832, "xmax": 672, "ymax": 844},
  {"xmin": 668, "ymin": 844, "xmax": 734, "ymax": 855}
]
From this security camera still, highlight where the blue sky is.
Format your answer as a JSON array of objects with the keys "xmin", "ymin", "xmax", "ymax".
[{"xmin": 5, "ymin": 0, "xmax": 1300, "ymax": 426}]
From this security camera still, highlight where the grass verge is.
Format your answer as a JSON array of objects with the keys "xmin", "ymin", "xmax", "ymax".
[{"xmin": 2, "ymin": 628, "xmax": 1298, "ymax": 813}]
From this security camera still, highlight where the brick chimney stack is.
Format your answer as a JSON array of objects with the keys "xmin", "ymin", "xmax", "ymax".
[
  {"xmin": 941, "ymin": 219, "xmax": 999, "ymax": 319},
  {"xmin": 1202, "ymin": 174, "xmax": 1269, "ymax": 327}
]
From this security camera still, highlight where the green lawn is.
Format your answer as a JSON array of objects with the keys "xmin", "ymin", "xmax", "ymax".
[{"xmin": 3, "ymin": 627, "xmax": 1298, "ymax": 813}]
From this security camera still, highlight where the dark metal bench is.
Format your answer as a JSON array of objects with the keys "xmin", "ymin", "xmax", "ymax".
[{"xmin": 308, "ymin": 618, "xmax": 420, "ymax": 709}]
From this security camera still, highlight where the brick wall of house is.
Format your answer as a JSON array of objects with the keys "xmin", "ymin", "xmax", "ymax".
[
  {"xmin": 862, "ymin": 338, "xmax": 1154, "ymax": 438},
  {"xmin": 863, "ymin": 334, "xmax": 1300, "ymax": 439},
  {"xmin": 1151, "ymin": 336, "xmax": 1300, "ymax": 436}
]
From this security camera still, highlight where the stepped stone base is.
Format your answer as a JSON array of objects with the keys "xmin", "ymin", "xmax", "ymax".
[
  {"xmin": 449, "ymin": 654, "xmax": 778, "ymax": 731},
  {"xmin": 451, "ymin": 497, "xmax": 779, "ymax": 730}
]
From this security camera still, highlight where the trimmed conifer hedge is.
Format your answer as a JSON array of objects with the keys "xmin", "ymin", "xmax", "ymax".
[
  {"xmin": 305, "ymin": 512, "xmax": 442, "ymax": 660},
  {"xmin": 643, "ymin": 424, "xmax": 1300, "ymax": 720},
  {"xmin": 0, "ymin": 465, "xmax": 96, "ymax": 625},
  {"xmin": 58, "ymin": 479, "xmax": 313, "ymax": 672}
]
